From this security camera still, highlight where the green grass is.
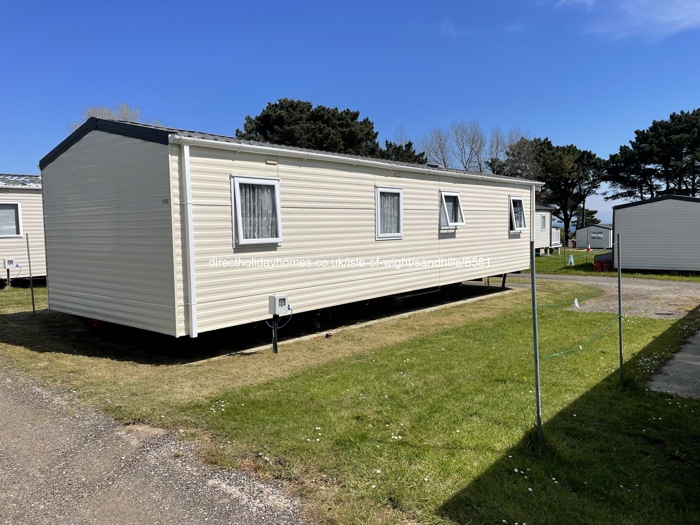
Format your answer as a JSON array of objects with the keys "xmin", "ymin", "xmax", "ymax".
[
  {"xmin": 182, "ymin": 286, "xmax": 700, "ymax": 524},
  {"xmin": 1, "ymin": 282, "xmax": 699, "ymax": 524},
  {"xmin": 535, "ymin": 249, "xmax": 700, "ymax": 282}
]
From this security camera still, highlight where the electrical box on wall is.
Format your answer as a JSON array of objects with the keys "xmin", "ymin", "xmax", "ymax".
[
  {"xmin": 3, "ymin": 259, "xmax": 18, "ymax": 270},
  {"xmin": 268, "ymin": 294, "xmax": 289, "ymax": 316}
]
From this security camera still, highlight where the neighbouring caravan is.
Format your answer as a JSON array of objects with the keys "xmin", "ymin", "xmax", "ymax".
[
  {"xmin": 39, "ymin": 118, "xmax": 542, "ymax": 337},
  {"xmin": 613, "ymin": 195, "xmax": 700, "ymax": 271},
  {"xmin": 0, "ymin": 174, "xmax": 46, "ymax": 280},
  {"xmin": 534, "ymin": 205, "xmax": 562, "ymax": 254},
  {"xmin": 575, "ymin": 224, "xmax": 612, "ymax": 250}
]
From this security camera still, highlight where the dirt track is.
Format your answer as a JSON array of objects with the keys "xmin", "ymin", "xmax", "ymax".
[
  {"xmin": 531, "ymin": 274, "xmax": 700, "ymax": 319},
  {"xmin": 0, "ymin": 365, "xmax": 304, "ymax": 525}
]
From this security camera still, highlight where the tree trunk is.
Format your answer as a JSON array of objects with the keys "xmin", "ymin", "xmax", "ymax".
[{"xmin": 563, "ymin": 216, "xmax": 572, "ymax": 246}]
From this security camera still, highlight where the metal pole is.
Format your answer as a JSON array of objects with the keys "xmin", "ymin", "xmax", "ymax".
[
  {"xmin": 617, "ymin": 234, "xmax": 623, "ymax": 382},
  {"xmin": 26, "ymin": 234, "xmax": 36, "ymax": 315},
  {"xmin": 272, "ymin": 314, "xmax": 279, "ymax": 354},
  {"xmin": 530, "ymin": 241, "xmax": 543, "ymax": 446}
]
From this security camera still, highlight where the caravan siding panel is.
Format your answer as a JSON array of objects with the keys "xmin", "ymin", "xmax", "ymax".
[
  {"xmin": 0, "ymin": 189, "xmax": 46, "ymax": 277},
  {"xmin": 614, "ymin": 199, "xmax": 700, "ymax": 271},
  {"xmin": 168, "ymin": 145, "xmax": 189, "ymax": 337},
  {"xmin": 534, "ymin": 211, "xmax": 550, "ymax": 249},
  {"xmin": 576, "ymin": 226, "xmax": 612, "ymax": 250},
  {"xmin": 184, "ymin": 147, "xmax": 532, "ymax": 333},
  {"xmin": 42, "ymin": 131, "xmax": 177, "ymax": 335}
]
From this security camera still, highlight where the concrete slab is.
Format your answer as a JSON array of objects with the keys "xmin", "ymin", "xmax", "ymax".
[{"xmin": 648, "ymin": 330, "xmax": 700, "ymax": 399}]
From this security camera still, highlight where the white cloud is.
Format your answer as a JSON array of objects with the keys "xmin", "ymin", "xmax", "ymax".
[
  {"xmin": 555, "ymin": 0, "xmax": 595, "ymax": 9},
  {"xmin": 559, "ymin": 0, "xmax": 700, "ymax": 39},
  {"xmin": 439, "ymin": 17, "xmax": 471, "ymax": 38}
]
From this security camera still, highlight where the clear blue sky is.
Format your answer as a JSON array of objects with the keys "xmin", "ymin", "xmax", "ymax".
[{"xmin": 2, "ymin": 0, "xmax": 698, "ymax": 222}]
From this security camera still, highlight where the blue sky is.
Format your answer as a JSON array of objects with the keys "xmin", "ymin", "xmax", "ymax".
[{"xmin": 2, "ymin": 0, "xmax": 698, "ymax": 223}]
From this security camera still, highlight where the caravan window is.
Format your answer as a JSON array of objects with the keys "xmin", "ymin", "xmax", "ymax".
[
  {"xmin": 509, "ymin": 196, "xmax": 526, "ymax": 232},
  {"xmin": 0, "ymin": 203, "xmax": 21, "ymax": 237},
  {"xmin": 232, "ymin": 177, "xmax": 282, "ymax": 245},
  {"xmin": 375, "ymin": 187, "xmax": 403, "ymax": 240},
  {"xmin": 440, "ymin": 191, "xmax": 465, "ymax": 228}
]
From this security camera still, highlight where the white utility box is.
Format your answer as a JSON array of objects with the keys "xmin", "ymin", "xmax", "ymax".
[
  {"xmin": 2, "ymin": 259, "xmax": 18, "ymax": 270},
  {"xmin": 268, "ymin": 294, "xmax": 289, "ymax": 316}
]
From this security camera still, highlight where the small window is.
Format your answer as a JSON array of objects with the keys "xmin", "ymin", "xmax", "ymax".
[
  {"xmin": 0, "ymin": 203, "xmax": 21, "ymax": 237},
  {"xmin": 509, "ymin": 196, "xmax": 526, "ymax": 232},
  {"xmin": 540, "ymin": 215, "xmax": 547, "ymax": 231},
  {"xmin": 440, "ymin": 191, "xmax": 465, "ymax": 229},
  {"xmin": 232, "ymin": 176, "xmax": 282, "ymax": 245},
  {"xmin": 376, "ymin": 187, "xmax": 403, "ymax": 240}
]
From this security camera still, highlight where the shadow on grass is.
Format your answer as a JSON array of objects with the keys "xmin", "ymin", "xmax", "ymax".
[
  {"xmin": 437, "ymin": 309, "xmax": 700, "ymax": 524},
  {"xmin": 0, "ymin": 281, "xmax": 509, "ymax": 365}
]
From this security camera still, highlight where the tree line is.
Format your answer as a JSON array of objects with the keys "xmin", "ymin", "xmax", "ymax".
[{"xmin": 74, "ymin": 101, "xmax": 699, "ymax": 243}]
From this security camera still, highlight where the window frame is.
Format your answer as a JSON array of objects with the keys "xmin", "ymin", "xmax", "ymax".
[
  {"xmin": 509, "ymin": 196, "xmax": 527, "ymax": 232},
  {"xmin": 375, "ymin": 186, "xmax": 403, "ymax": 241},
  {"xmin": 0, "ymin": 202, "xmax": 22, "ymax": 238},
  {"xmin": 439, "ymin": 191, "xmax": 466, "ymax": 229},
  {"xmin": 231, "ymin": 176, "xmax": 283, "ymax": 246},
  {"xmin": 540, "ymin": 214, "xmax": 547, "ymax": 231}
]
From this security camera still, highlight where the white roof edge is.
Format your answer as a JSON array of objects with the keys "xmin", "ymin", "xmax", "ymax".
[{"xmin": 168, "ymin": 134, "xmax": 544, "ymax": 188}]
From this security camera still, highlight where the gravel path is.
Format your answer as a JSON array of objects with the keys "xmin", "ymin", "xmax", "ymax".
[
  {"xmin": 0, "ymin": 365, "xmax": 305, "ymax": 525},
  {"xmin": 531, "ymin": 274, "xmax": 700, "ymax": 319}
]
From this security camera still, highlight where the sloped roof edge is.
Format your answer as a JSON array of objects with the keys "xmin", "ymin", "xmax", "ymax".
[
  {"xmin": 613, "ymin": 194, "xmax": 700, "ymax": 211},
  {"xmin": 39, "ymin": 118, "xmax": 170, "ymax": 170},
  {"xmin": 577, "ymin": 224, "xmax": 612, "ymax": 231},
  {"xmin": 39, "ymin": 118, "xmax": 542, "ymax": 187}
]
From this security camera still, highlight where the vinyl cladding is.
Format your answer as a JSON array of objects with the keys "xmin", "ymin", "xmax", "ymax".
[
  {"xmin": 0, "ymin": 189, "xmax": 46, "ymax": 277},
  {"xmin": 43, "ymin": 129, "xmax": 535, "ymax": 337},
  {"xmin": 183, "ymin": 147, "xmax": 532, "ymax": 333},
  {"xmin": 534, "ymin": 211, "xmax": 551, "ymax": 249},
  {"xmin": 614, "ymin": 199, "xmax": 700, "ymax": 271},
  {"xmin": 42, "ymin": 131, "xmax": 178, "ymax": 335}
]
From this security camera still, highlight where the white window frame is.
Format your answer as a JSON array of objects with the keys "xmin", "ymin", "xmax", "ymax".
[
  {"xmin": 375, "ymin": 186, "xmax": 403, "ymax": 240},
  {"xmin": 231, "ymin": 176, "xmax": 283, "ymax": 246},
  {"xmin": 439, "ymin": 191, "xmax": 465, "ymax": 229},
  {"xmin": 0, "ymin": 202, "xmax": 22, "ymax": 238},
  {"xmin": 509, "ymin": 196, "xmax": 527, "ymax": 232},
  {"xmin": 540, "ymin": 215, "xmax": 547, "ymax": 231}
]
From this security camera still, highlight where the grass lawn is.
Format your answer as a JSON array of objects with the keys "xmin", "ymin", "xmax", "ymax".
[
  {"xmin": 0, "ymin": 282, "xmax": 699, "ymax": 524},
  {"xmin": 535, "ymin": 248, "xmax": 700, "ymax": 282}
]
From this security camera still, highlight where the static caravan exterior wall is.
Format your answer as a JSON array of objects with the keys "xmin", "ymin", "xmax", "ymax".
[
  {"xmin": 170, "ymin": 143, "xmax": 536, "ymax": 335},
  {"xmin": 613, "ymin": 196, "xmax": 700, "ymax": 271},
  {"xmin": 534, "ymin": 210, "xmax": 551, "ymax": 249},
  {"xmin": 0, "ymin": 182, "xmax": 46, "ymax": 278},
  {"xmin": 575, "ymin": 225, "xmax": 612, "ymax": 250},
  {"xmin": 41, "ymin": 119, "xmax": 540, "ymax": 337},
  {"xmin": 41, "ymin": 131, "xmax": 177, "ymax": 334}
]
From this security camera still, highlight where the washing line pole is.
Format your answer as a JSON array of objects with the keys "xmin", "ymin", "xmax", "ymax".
[
  {"xmin": 530, "ymin": 240, "xmax": 543, "ymax": 446},
  {"xmin": 617, "ymin": 234, "xmax": 624, "ymax": 382}
]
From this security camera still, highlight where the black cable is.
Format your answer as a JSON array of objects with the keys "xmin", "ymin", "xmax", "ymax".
[{"xmin": 265, "ymin": 308, "xmax": 293, "ymax": 329}]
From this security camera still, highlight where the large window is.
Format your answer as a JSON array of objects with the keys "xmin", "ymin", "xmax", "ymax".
[
  {"xmin": 0, "ymin": 203, "xmax": 21, "ymax": 237},
  {"xmin": 375, "ymin": 186, "xmax": 403, "ymax": 240},
  {"xmin": 509, "ymin": 196, "xmax": 526, "ymax": 232},
  {"xmin": 231, "ymin": 177, "xmax": 282, "ymax": 245},
  {"xmin": 440, "ymin": 191, "xmax": 465, "ymax": 229}
]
